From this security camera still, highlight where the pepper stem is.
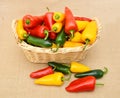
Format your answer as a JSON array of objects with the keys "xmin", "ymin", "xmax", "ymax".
[
  {"xmin": 103, "ymin": 67, "xmax": 108, "ymax": 74},
  {"xmin": 51, "ymin": 44, "xmax": 60, "ymax": 52},
  {"xmin": 83, "ymin": 39, "xmax": 90, "ymax": 51},
  {"xmin": 61, "ymin": 72, "xmax": 72, "ymax": 81},
  {"xmin": 44, "ymin": 30, "xmax": 49, "ymax": 40},
  {"xmin": 53, "ymin": 27, "xmax": 57, "ymax": 32},
  {"xmin": 52, "ymin": 66, "xmax": 57, "ymax": 71},
  {"xmin": 26, "ymin": 19, "xmax": 30, "ymax": 24},
  {"xmin": 55, "ymin": 14, "xmax": 60, "ymax": 20},
  {"xmin": 69, "ymin": 30, "xmax": 74, "ymax": 39},
  {"xmin": 23, "ymin": 33, "xmax": 29, "ymax": 39},
  {"xmin": 46, "ymin": 7, "xmax": 50, "ymax": 12},
  {"xmin": 96, "ymin": 83, "xmax": 104, "ymax": 86}
]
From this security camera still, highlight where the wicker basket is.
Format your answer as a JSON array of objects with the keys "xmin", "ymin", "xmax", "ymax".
[{"xmin": 12, "ymin": 18, "xmax": 101, "ymax": 63}]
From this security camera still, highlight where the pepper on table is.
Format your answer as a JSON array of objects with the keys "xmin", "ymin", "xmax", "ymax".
[
  {"xmin": 16, "ymin": 19, "xmax": 28, "ymax": 40},
  {"xmin": 75, "ymin": 67, "xmax": 108, "ymax": 79},
  {"xmin": 30, "ymin": 66, "xmax": 54, "ymax": 79},
  {"xmin": 22, "ymin": 14, "xmax": 44, "ymax": 28},
  {"xmin": 34, "ymin": 72, "xmax": 64, "ymax": 86},
  {"xmin": 64, "ymin": 7, "xmax": 78, "ymax": 38},
  {"xmin": 70, "ymin": 61, "xmax": 91, "ymax": 73},
  {"xmin": 65, "ymin": 76, "xmax": 97, "ymax": 92},
  {"xmin": 48, "ymin": 62, "xmax": 71, "ymax": 75}
]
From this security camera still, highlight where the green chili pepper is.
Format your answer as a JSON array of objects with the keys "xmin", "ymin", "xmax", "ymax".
[
  {"xmin": 51, "ymin": 28, "xmax": 66, "ymax": 52},
  {"xmin": 26, "ymin": 35, "xmax": 52, "ymax": 48},
  {"xmin": 48, "ymin": 62, "xmax": 71, "ymax": 80},
  {"xmin": 75, "ymin": 67, "xmax": 108, "ymax": 79}
]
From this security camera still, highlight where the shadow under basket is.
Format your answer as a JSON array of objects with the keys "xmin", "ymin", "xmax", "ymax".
[{"xmin": 12, "ymin": 18, "xmax": 101, "ymax": 64}]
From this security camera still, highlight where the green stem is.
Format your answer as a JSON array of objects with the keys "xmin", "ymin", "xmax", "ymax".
[
  {"xmin": 44, "ymin": 30, "xmax": 49, "ymax": 40},
  {"xmin": 96, "ymin": 83, "xmax": 104, "ymax": 86},
  {"xmin": 23, "ymin": 33, "xmax": 29, "ymax": 39},
  {"xmin": 83, "ymin": 39, "xmax": 90, "ymax": 51},
  {"xmin": 53, "ymin": 27, "xmax": 57, "ymax": 32},
  {"xmin": 26, "ymin": 19, "xmax": 30, "ymax": 24},
  {"xmin": 52, "ymin": 66, "xmax": 56, "ymax": 71},
  {"xmin": 69, "ymin": 30, "xmax": 74, "ymax": 39},
  {"xmin": 55, "ymin": 14, "xmax": 60, "ymax": 20},
  {"xmin": 61, "ymin": 72, "xmax": 72, "ymax": 81},
  {"xmin": 103, "ymin": 67, "xmax": 108, "ymax": 74}
]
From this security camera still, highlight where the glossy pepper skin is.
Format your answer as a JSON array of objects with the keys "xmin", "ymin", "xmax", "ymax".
[
  {"xmin": 53, "ymin": 12, "xmax": 65, "ymax": 22},
  {"xmin": 63, "ymin": 41, "xmax": 84, "ymax": 48},
  {"xmin": 65, "ymin": 76, "xmax": 96, "ymax": 92},
  {"xmin": 26, "ymin": 25, "xmax": 49, "ymax": 40},
  {"xmin": 64, "ymin": 7, "xmax": 78, "ymax": 38},
  {"xmin": 44, "ymin": 12, "xmax": 57, "ymax": 40},
  {"xmin": 30, "ymin": 66, "xmax": 54, "ymax": 79},
  {"xmin": 48, "ymin": 62, "xmax": 71, "ymax": 75},
  {"xmin": 71, "ymin": 31, "xmax": 83, "ymax": 43},
  {"xmin": 52, "ymin": 22, "xmax": 63, "ymax": 33},
  {"xmin": 75, "ymin": 20, "xmax": 89, "ymax": 31},
  {"xmin": 23, "ymin": 14, "xmax": 44, "ymax": 28},
  {"xmin": 34, "ymin": 72, "xmax": 64, "ymax": 86},
  {"xmin": 26, "ymin": 35, "xmax": 52, "ymax": 48},
  {"xmin": 52, "ymin": 29, "xmax": 66, "ymax": 52},
  {"xmin": 70, "ymin": 62, "xmax": 91, "ymax": 73},
  {"xmin": 16, "ymin": 19, "xmax": 28, "ymax": 40},
  {"xmin": 81, "ymin": 20, "xmax": 98, "ymax": 50},
  {"xmin": 74, "ymin": 16, "xmax": 92, "ymax": 22},
  {"xmin": 75, "ymin": 67, "xmax": 108, "ymax": 79}
]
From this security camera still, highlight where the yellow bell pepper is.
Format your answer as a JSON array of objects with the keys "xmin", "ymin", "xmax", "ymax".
[
  {"xmin": 71, "ymin": 32, "xmax": 83, "ymax": 43},
  {"xmin": 76, "ymin": 20, "xmax": 89, "ymax": 31},
  {"xmin": 70, "ymin": 61, "xmax": 91, "ymax": 73},
  {"xmin": 16, "ymin": 19, "xmax": 28, "ymax": 40},
  {"xmin": 53, "ymin": 12, "xmax": 65, "ymax": 22},
  {"xmin": 52, "ymin": 22, "xmax": 63, "ymax": 33},
  {"xmin": 34, "ymin": 72, "xmax": 64, "ymax": 86},
  {"xmin": 63, "ymin": 41, "xmax": 84, "ymax": 48}
]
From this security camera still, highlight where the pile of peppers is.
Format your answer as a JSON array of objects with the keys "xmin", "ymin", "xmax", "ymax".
[
  {"xmin": 16, "ymin": 7, "xmax": 98, "ymax": 51},
  {"xmin": 30, "ymin": 61, "xmax": 108, "ymax": 93}
]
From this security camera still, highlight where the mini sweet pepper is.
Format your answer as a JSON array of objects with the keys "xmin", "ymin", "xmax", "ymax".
[
  {"xmin": 70, "ymin": 62, "xmax": 91, "ymax": 73},
  {"xmin": 16, "ymin": 19, "xmax": 28, "ymax": 40},
  {"xmin": 65, "ymin": 76, "xmax": 96, "ymax": 92},
  {"xmin": 34, "ymin": 72, "xmax": 64, "ymax": 86}
]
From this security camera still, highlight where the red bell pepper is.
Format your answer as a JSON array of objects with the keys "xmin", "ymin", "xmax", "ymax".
[
  {"xmin": 44, "ymin": 12, "xmax": 57, "ymax": 40},
  {"xmin": 74, "ymin": 16, "xmax": 92, "ymax": 22},
  {"xmin": 64, "ymin": 7, "xmax": 78, "ymax": 38},
  {"xmin": 23, "ymin": 14, "xmax": 44, "ymax": 28},
  {"xmin": 26, "ymin": 25, "xmax": 49, "ymax": 40},
  {"xmin": 65, "ymin": 76, "xmax": 96, "ymax": 92},
  {"xmin": 30, "ymin": 66, "xmax": 54, "ymax": 79}
]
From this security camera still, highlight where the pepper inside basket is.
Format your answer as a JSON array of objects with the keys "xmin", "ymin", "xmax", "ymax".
[{"xmin": 12, "ymin": 15, "xmax": 101, "ymax": 64}]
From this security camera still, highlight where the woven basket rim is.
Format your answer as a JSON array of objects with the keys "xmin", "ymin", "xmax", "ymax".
[{"xmin": 12, "ymin": 18, "xmax": 101, "ymax": 54}]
